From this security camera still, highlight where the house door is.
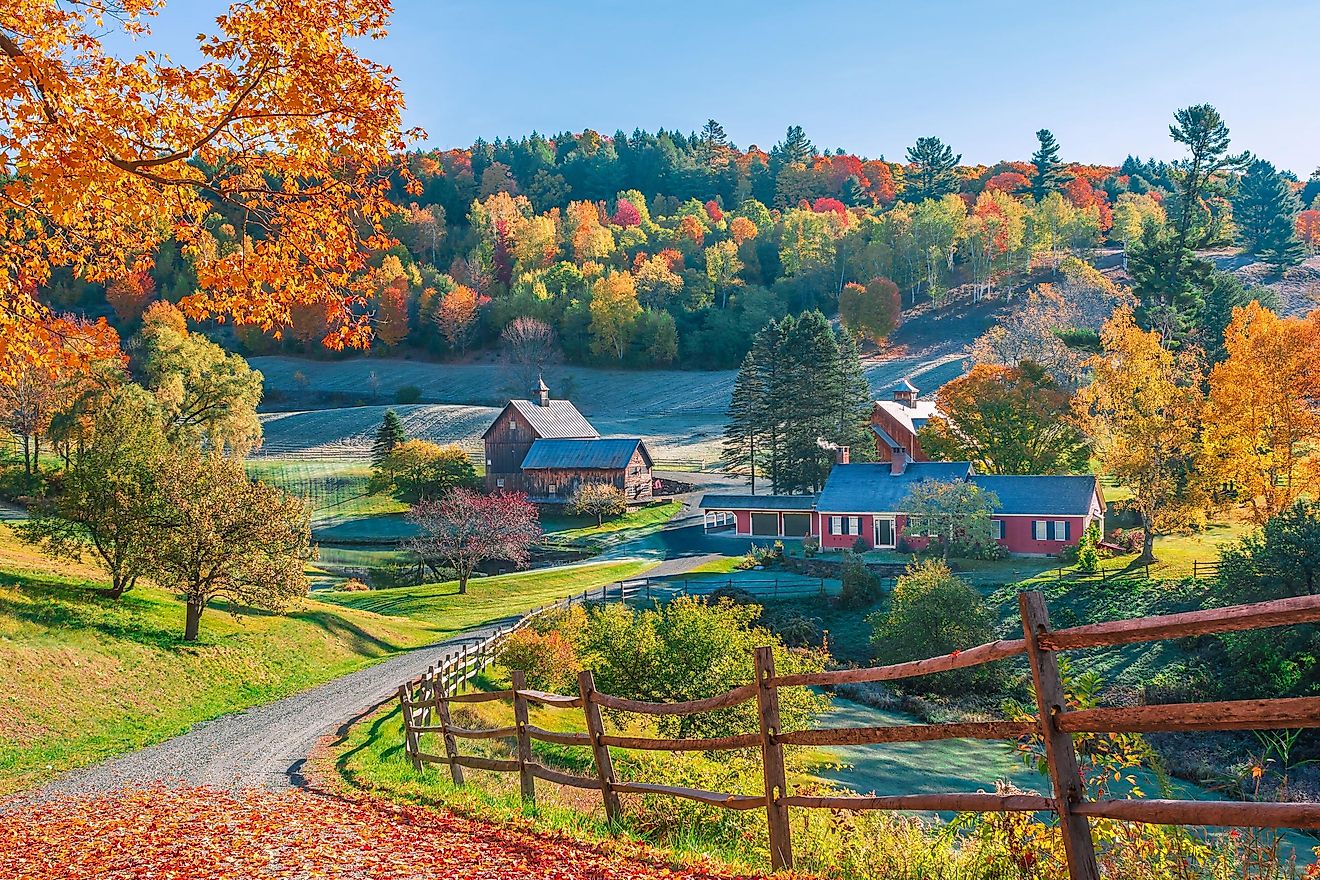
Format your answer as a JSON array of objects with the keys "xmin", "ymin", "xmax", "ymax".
[{"xmin": 874, "ymin": 516, "xmax": 896, "ymax": 549}]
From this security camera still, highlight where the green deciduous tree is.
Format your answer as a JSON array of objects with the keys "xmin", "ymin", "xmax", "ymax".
[
  {"xmin": 20, "ymin": 385, "xmax": 169, "ymax": 599},
  {"xmin": 900, "ymin": 479, "xmax": 1000, "ymax": 561},
  {"xmin": 153, "ymin": 451, "xmax": 312, "ymax": 641},
  {"xmin": 578, "ymin": 595, "xmax": 828, "ymax": 738},
  {"xmin": 136, "ymin": 302, "xmax": 263, "ymax": 456},
  {"xmin": 374, "ymin": 439, "xmax": 478, "ymax": 501},
  {"xmin": 868, "ymin": 560, "xmax": 999, "ymax": 694}
]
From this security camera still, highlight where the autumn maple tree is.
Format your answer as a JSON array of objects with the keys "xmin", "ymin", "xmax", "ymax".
[
  {"xmin": 1075, "ymin": 307, "xmax": 1207, "ymax": 563},
  {"xmin": 1204, "ymin": 303, "xmax": 1320, "ymax": 523},
  {"xmin": 1, "ymin": 0, "xmax": 416, "ymax": 381},
  {"xmin": 404, "ymin": 489, "xmax": 541, "ymax": 594}
]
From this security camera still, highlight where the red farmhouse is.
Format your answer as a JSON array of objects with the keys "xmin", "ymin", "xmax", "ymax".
[{"xmin": 701, "ymin": 456, "xmax": 1104, "ymax": 557}]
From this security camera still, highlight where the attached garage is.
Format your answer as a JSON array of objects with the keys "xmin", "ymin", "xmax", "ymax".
[
  {"xmin": 781, "ymin": 513, "xmax": 812, "ymax": 537},
  {"xmin": 751, "ymin": 513, "xmax": 780, "ymax": 536}
]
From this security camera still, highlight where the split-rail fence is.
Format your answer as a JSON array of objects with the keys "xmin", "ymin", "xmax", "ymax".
[{"xmin": 397, "ymin": 590, "xmax": 1320, "ymax": 880}]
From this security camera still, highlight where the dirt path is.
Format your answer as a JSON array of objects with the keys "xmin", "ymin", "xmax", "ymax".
[
  {"xmin": 1, "ymin": 785, "xmax": 758, "ymax": 879},
  {"xmin": 28, "ymin": 622, "xmax": 509, "ymax": 797}
]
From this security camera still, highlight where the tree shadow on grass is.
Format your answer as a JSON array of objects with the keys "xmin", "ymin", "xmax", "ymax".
[
  {"xmin": 287, "ymin": 606, "xmax": 413, "ymax": 655},
  {"xmin": 0, "ymin": 570, "xmax": 184, "ymax": 651},
  {"xmin": 318, "ymin": 583, "xmax": 462, "ymax": 618}
]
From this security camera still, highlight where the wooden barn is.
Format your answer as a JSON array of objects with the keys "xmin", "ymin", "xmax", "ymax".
[{"xmin": 481, "ymin": 379, "xmax": 653, "ymax": 504}]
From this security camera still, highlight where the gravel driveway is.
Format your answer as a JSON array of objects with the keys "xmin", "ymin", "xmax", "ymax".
[{"xmin": 31, "ymin": 622, "xmax": 511, "ymax": 798}]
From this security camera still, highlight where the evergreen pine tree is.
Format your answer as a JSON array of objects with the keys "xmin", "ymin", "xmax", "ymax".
[
  {"xmin": 841, "ymin": 175, "xmax": 866, "ymax": 207},
  {"xmin": 1029, "ymin": 129, "xmax": 1065, "ymax": 201},
  {"xmin": 721, "ymin": 350, "xmax": 766, "ymax": 492},
  {"xmin": 781, "ymin": 311, "xmax": 841, "ymax": 493},
  {"xmin": 828, "ymin": 330, "xmax": 877, "ymax": 459},
  {"xmin": 772, "ymin": 125, "xmax": 815, "ymax": 168},
  {"xmin": 372, "ymin": 410, "xmax": 407, "ymax": 465},
  {"xmin": 1233, "ymin": 158, "xmax": 1305, "ymax": 269},
  {"xmin": 751, "ymin": 317, "xmax": 793, "ymax": 493},
  {"xmin": 902, "ymin": 137, "xmax": 961, "ymax": 202}
]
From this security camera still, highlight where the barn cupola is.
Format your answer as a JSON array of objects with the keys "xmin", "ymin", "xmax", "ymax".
[
  {"xmin": 535, "ymin": 375, "xmax": 551, "ymax": 407},
  {"xmin": 891, "ymin": 377, "xmax": 919, "ymax": 408}
]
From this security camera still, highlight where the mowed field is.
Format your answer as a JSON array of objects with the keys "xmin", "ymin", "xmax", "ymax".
[{"xmin": 252, "ymin": 345, "xmax": 969, "ymax": 465}]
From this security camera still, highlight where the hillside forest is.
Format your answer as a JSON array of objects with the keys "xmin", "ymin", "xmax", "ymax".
[{"xmin": 34, "ymin": 113, "xmax": 1320, "ymax": 371}]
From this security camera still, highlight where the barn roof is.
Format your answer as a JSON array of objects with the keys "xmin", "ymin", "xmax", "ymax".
[
  {"xmin": 874, "ymin": 398, "xmax": 941, "ymax": 435},
  {"xmin": 971, "ymin": 475, "xmax": 1101, "ymax": 517},
  {"xmin": 816, "ymin": 461, "xmax": 974, "ymax": 513},
  {"xmin": 520, "ymin": 438, "xmax": 649, "ymax": 470},
  {"xmin": 699, "ymin": 494, "xmax": 818, "ymax": 512},
  {"xmin": 482, "ymin": 399, "xmax": 599, "ymax": 440}
]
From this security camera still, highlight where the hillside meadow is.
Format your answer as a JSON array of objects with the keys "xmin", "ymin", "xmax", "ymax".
[{"xmin": 0, "ymin": 521, "xmax": 651, "ymax": 794}]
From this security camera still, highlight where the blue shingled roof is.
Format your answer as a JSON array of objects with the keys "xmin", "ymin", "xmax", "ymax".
[
  {"xmin": 520, "ymin": 438, "xmax": 648, "ymax": 470},
  {"xmin": 971, "ymin": 475, "xmax": 1100, "ymax": 516},
  {"xmin": 816, "ymin": 462, "xmax": 974, "ymax": 513},
  {"xmin": 699, "ymin": 494, "xmax": 818, "ymax": 511}
]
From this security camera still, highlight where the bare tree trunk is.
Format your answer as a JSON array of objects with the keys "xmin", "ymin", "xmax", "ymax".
[{"xmin": 1139, "ymin": 511, "xmax": 1158, "ymax": 565}]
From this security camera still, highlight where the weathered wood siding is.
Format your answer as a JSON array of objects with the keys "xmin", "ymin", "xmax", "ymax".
[
  {"xmin": 523, "ymin": 447, "xmax": 653, "ymax": 504},
  {"xmin": 484, "ymin": 404, "xmax": 536, "ymax": 493}
]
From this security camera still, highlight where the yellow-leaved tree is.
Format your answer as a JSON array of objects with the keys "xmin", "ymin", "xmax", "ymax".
[
  {"xmin": 1, "ymin": 0, "xmax": 416, "ymax": 380},
  {"xmin": 1075, "ymin": 307, "xmax": 1207, "ymax": 563},
  {"xmin": 1204, "ymin": 303, "xmax": 1320, "ymax": 524}
]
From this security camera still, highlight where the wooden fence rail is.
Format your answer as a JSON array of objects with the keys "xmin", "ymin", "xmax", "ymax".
[{"xmin": 398, "ymin": 590, "xmax": 1320, "ymax": 879}]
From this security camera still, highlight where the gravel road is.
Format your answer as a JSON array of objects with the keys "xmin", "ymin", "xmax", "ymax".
[{"xmin": 32, "ymin": 622, "xmax": 510, "ymax": 798}]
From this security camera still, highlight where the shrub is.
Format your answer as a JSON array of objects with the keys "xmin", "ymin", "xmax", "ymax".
[
  {"xmin": 1106, "ymin": 528, "xmax": 1144, "ymax": 553},
  {"xmin": 709, "ymin": 585, "xmax": 757, "ymax": 605},
  {"xmin": 567, "ymin": 482, "xmax": 627, "ymax": 525},
  {"xmin": 338, "ymin": 577, "xmax": 370, "ymax": 592},
  {"xmin": 1076, "ymin": 521, "xmax": 1102, "ymax": 572},
  {"xmin": 851, "ymin": 535, "xmax": 868, "ymax": 554},
  {"xmin": 394, "ymin": 384, "xmax": 422, "ymax": 404},
  {"xmin": 868, "ymin": 560, "xmax": 1000, "ymax": 695},
  {"xmin": 497, "ymin": 627, "xmax": 580, "ymax": 693},
  {"xmin": 839, "ymin": 552, "xmax": 883, "ymax": 609},
  {"xmin": 802, "ymin": 536, "xmax": 820, "ymax": 557}
]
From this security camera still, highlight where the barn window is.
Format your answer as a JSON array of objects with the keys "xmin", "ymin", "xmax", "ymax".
[
  {"xmin": 548, "ymin": 484, "xmax": 558, "ymax": 495},
  {"xmin": 992, "ymin": 519, "xmax": 1004, "ymax": 541},
  {"xmin": 496, "ymin": 478, "xmax": 505, "ymax": 488},
  {"xmin": 508, "ymin": 419, "xmax": 518, "ymax": 434}
]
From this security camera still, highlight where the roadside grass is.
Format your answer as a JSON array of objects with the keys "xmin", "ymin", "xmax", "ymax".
[
  {"xmin": 315, "ymin": 560, "xmax": 655, "ymax": 636},
  {"xmin": 683, "ymin": 556, "xmax": 742, "ymax": 575},
  {"xmin": 0, "ymin": 524, "xmax": 439, "ymax": 794}
]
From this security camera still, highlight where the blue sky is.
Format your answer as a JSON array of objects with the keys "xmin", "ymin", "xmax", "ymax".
[{"xmin": 120, "ymin": 0, "xmax": 1319, "ymax": 175}]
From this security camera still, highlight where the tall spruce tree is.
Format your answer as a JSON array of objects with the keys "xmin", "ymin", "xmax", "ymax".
[
  {"xmin": 1165, "ymin": 104, "xmax": 1250, "ymax": 294},
  {"xmin": 902, "ymin": 137, "xmax": 961, "ymax": 202},
  {"xmin": 1233, "ymin": 158, "xmax": 1305, "ymax": 269},
  {"xmin": 372, "ymin": 409, "xmax": 407, "ymax": 465},
  {"xmin": 781, "ymin": 311, "xmax": 843, "ymax": 493},
  {"xmin": 1029, "ymin": 129, "xmax": 1065, "ymax": 201},
  {"xmin": 721, "ymin": 350, "xmax": 766, "ymax": 492},
  {"xmin": 772, "ymin": 125, "xmax": 816, "ymax": 168}
]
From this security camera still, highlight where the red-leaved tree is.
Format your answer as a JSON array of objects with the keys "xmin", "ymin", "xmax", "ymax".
[{"xmin": 404, "ymin": 489, "xmax": 542, "ymax": 594}]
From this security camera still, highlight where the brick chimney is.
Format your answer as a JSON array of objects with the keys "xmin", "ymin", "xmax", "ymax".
[
  {"xmin": 836, "ymin": 445, "xmax": 850, "ymax": 465},
  {"xmin": 535, "ymin": 374, "xmax": 550, "ymax": 407},
  {"xmin": 890, "ymin": 449, "xmax": 908, "ymax": 476}
]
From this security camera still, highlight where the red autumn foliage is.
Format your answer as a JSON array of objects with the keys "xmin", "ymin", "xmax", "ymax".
[
  {"xmin": 0, "ymin": 786, "xmax": 761, "ymax": 879},
  {"xmin": 656, "ymin": 248, "xmax": 685, "ymax": 272},
  {"xmin": 704, "ymin": 200, "xmax": 724, "ymax": 224},
  {"xmin": 1063, "ymin": 177, "xmax": 1113, "ymax": 231},
  {"xmin": 811, "ymin": 197, "xmax": 848, "ymax": 218},
  {"xmin": 612, "ymin": 197, "xmax": 642, "ymax": 227},
  {"xmin": 375, "ymin": 277, "xmax": 411, "ymax": 347},
  {"xmin": 983, "ymin": 171, "xmax": 1029, "ymax": 194}
]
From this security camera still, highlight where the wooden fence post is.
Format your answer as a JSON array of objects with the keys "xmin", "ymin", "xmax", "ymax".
[
  {"xmin": 397, "ymin": 684, "xmax": 423, "ymax": 772},
  {"xmin": 753, "ymin": 645, "xmax": 793, "ymax": 871},
  {"xmin": 434, "ymin": 689, "xmax": 465, "ymax": 786},
  {"xmin": 1019, "ymin": 591, "xmax": 1099, "ymax": 880},
  {"xmin": 511, "ymin": 670, "xmax": 536, "ymax": 805},
  {"xmin": 578, "ymin": 669, "xmax": 621, "ymax": 823}
]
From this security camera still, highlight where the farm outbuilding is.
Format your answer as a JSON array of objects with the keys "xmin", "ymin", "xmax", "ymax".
[{"xmin": 482, "ymin": 380, "xmax": 653, "ymax": 504}]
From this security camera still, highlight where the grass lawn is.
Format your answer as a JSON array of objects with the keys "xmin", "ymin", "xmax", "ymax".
[
  {"xmin": 540, "ymin": 501, "xmax": 682, "ymax": 543},
  {"xmin": 684, "ymin": 556, "xmax": 743, "ymax": 574},
  {"xmin": 316, "ymin": 560, "xmax": 655, "ymax": 637},
  {"xmin": 0, "ymin": 524, "xmax": 438, "ymax": 794}
]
